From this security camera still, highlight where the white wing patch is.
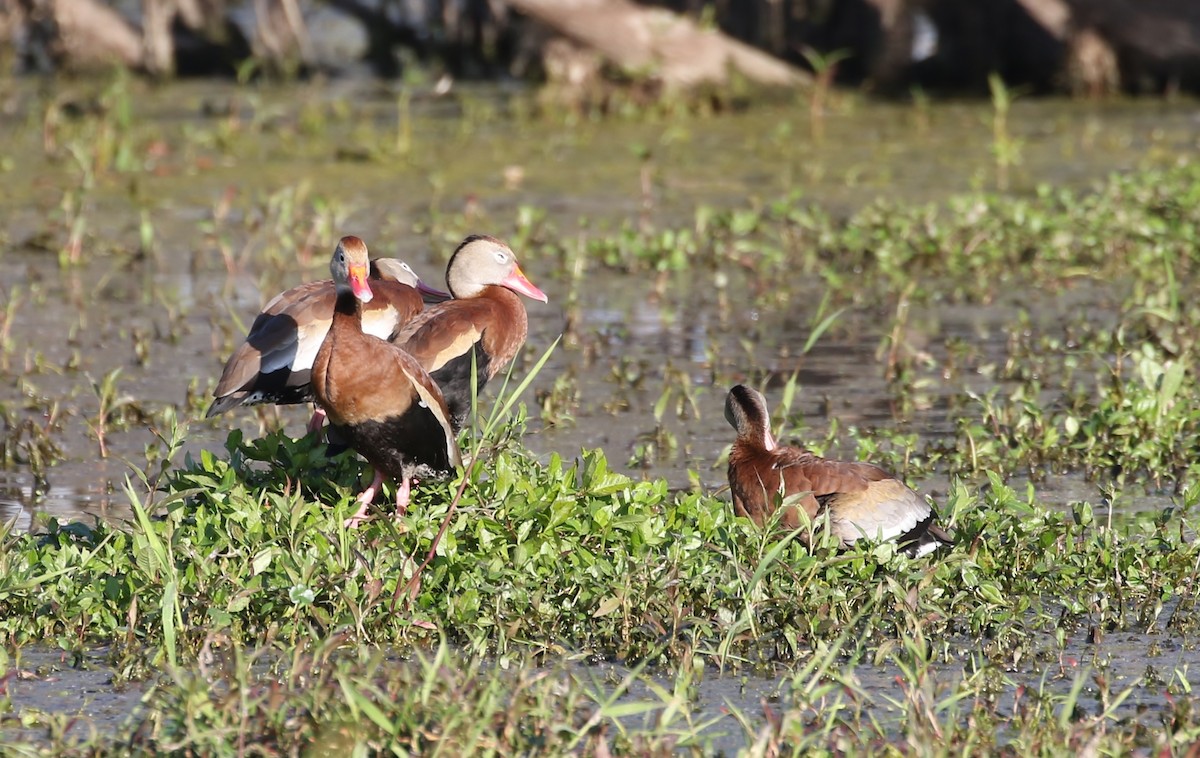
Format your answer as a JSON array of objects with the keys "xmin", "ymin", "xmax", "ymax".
[
  {"xmin": 907, "ymin": 538, "xmax": 942, "ymax": 559},
  {"xmin": 362, "ymin": 306, "xmax": 398, "ymax": 340},
  {"xmin": 289, "ymin": 330, "xmax": 326, "ymax": 373}
]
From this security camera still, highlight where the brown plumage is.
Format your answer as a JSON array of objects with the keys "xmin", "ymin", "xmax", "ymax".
[
  {"xmin": 395, "ymin": 234, "xmax": 548, "ymax": 430},
  {"xmin": 725, "ymin": 385, "xmax": 952, "ymax": 557},
  {"xmin": 311, "ymin": 236, "xmax": 461, "ymax": 527},
  {"xmin": 207, "ymin": 257, "xmax": 448, "ymax": 426}
]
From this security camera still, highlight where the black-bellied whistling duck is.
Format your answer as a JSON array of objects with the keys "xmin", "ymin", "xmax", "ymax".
[
  {"xmin": 725, "ymin": 385, "xmax": 952, "ymax": 557},
  {"xmin": 206, "ymin": 256, "xmax": 448, "ymax": 432},
  {"xmin": 395, "ymin": 235, "xmax": 548, "ymax": 430},
  {"xmin": 311, "ymin": 236, "xmax": 461, "ymax": 527}
]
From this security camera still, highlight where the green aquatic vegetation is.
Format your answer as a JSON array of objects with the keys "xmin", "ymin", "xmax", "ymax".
[
  {"xmin": 933, "ymin": 318, "xmax": 1200, "ymax": 488},
  {"xmin": 799, "ymin": 47, "xmax": 853, "ymax": 142},
  {"xmin": 6, "ymin": 98, "xmax": 1200, "ymax": 751},
  {"xmin": 987, "ymin": 73, "xmax": 1024, "ymax": 191},
  {"xmin": 0, "ymin": 286, "xmax": 21, "ymax": 374},
  {"xmin": 1, "ymin": 416, "xmax": 1198, "ymax": 672},
  {"xmin": 0, "ymin": 389, "xmax": 65, "ymax": 484},
  {"xmin": 3, "ymin": 613, "xmax": 1198, "ymax": 755},
  {"xmin": 120, "ymin": 643, "xmax": 712, "ymax": 756},
  {"xmin": 85, "ymin": 368, "xmax": 148, "ymax": 459},
  {"xmin": 551, "ymin": 162, "xmax": 1200, "ymax": 320}
]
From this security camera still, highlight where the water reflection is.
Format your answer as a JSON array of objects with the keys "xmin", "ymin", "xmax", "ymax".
[
  {"xmin": 0, "ymin": 498, "xmax": 31, "ymax": 534},
  {"xmin": 0, "ymin": 469, "xmax": 122, "ymax": 533}
]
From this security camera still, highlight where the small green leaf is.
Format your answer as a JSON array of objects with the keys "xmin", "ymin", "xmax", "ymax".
[
  {"xmin": 289, "ymin": 585, "xmax": 315, "ymax": 605},
  {"xmin": 251, "ymin": 548, "xmax": 275, "ymax": 576},
  {"xmin": 593, "ymin": 595, "xmax": 622, "ymax": 618},
  {"xmin": 978, "ymin": 583, "xmax": 1004, "ymax": 605}
]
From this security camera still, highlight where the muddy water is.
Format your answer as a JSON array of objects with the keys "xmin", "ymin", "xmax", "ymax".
[
  {"xmin": 1, "ymin": 84, "xmax": 1192, "ymax": 528},
  {"xmin": 6, "ymin": 620, "xmax": 1194, "ymax": 751},
  {"xmin": 1, "ymin": 79, "xmax": 1198, "ymax": 745}
]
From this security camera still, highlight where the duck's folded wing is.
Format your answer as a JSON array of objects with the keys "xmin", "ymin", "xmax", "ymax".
[
  {"xmin": 825, "ymin": 478, "xmax": 933, "ymax": 545},
  {"xmin": 386, "ymin": 346, "xmax": 463, "ymax": 469},
  {"xmin": 396, "ymin": 301, "xmax": 487, "ymax": 374}
]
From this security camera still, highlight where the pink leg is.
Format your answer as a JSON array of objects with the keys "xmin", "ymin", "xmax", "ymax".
[
  {"xmin": 394, "ymin": 475, "xmax": 411, "ymax": 519},
  {"xmin": 306, "ymin": 406, "xmax": 327, "ymax": 436},
  {"xmin": 344, "ymin": 469, "xmax": 385, "ymax": 529}
]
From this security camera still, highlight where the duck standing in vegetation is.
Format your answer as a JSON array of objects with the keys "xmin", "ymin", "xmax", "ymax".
[
  {"xmin": 207, "ymin": 256, "xmax": 448, "ymax": 432},
  {"xmin": 310, "ymin": 236, "xmax": 461, "ymax": 527},
  {"xmin": 724, "ymin": 385, "xmax": 952, "ymax": 557},
  {"xmin": 395, "ymin": 234, "xmax": 548, "ymax": 431}
]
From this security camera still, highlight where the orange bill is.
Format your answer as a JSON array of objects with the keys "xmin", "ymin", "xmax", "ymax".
[
  {"xmin": 501, "ymin": 266, "xmax": 548, "ymax": 303},
  {"xmin": 349, "ymin": 263, "xmax": 374, "ymax": 303}
]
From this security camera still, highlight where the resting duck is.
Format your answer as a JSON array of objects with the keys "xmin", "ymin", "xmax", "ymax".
[
  {"xmin": 395, "ymin": 234, "xmax": 548, "ymax": 430},
  {"xmin": 724, "ymin": 384, "xmax": 952, "ymax": 557},
  {"xmin": 207, "ymin": 256, "xmax": 447, "ymax": 431},
  {"xmin": 311, "ymin": 236, "xmax": 461, "ymax": 527}
]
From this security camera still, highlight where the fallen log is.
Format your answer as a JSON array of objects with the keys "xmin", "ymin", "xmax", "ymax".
[
  {"xmin": 508, "ymin": 0, "xmax": 809, "ymax": 90},
  {"xmin": 34, "ymin": 0, "xmax": 142, "ymax": 70}
]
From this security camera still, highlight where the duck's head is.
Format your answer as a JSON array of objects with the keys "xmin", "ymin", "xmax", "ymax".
[
  {"xmin": 445, "ymin": 235, "xmax": 548, "ymax": 302},
  {"xmin": 331, "ymin": 236, "xmax": 374, "ymax": 304},
  {"xmin": 372, "ymin": 258, "xmax": 451, "ymax": 303},
  {"xmin": 725, "ymin": 384, "xmax": 777, "ymax": 451}
]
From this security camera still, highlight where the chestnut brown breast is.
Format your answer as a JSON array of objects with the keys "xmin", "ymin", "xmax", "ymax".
[
  {"xmin": 311, "ymin": 296, "xmax": 459, "ymax": 483},
  {"xmin": 395, "ymin": 285, "xmax": 530, "ymax": 429}
]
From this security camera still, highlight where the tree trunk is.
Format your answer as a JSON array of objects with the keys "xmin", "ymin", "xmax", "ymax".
[
  {"xmin": 861, "ymin": 0, "xmax": 914, "ymax": 89},
  {"xmin": 252, "ymin": 0, "xmax": 311, "ymax": 73},
  {"xmin": 1015, "ymin": 0, "xmax": 1121, "ymax": 95}
]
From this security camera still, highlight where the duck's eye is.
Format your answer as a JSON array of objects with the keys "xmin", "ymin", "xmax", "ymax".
[{"xmin": 493, "ymin": 250, "xmax": 508, "ymax": 264}]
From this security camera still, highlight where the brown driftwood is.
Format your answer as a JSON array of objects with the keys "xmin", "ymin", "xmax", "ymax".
[
  {"xmin": 1014, "ymin": 0, "xmax": 1070, "ymax": 37},
  {"xmin": 31, "ymin": 0, "xmax": 142, "ymax": 70},
  {"xmin": 508, "ymin": 0, "xmax": 809, "ymax": 89},
  {"xmin": 141, "ymin": 0, "xmax": 177, "ymax": 75},
  {"xmin": 1014, "ymin": 0, "xmax": 1119, "ymax": 95}
]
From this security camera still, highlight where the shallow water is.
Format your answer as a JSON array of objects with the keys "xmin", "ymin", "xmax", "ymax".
[
  {"xmin": 2, "ymin": 78, "xmax": 1199, "ymax": 748},
  {"xmin": 1, "ymin": 82, "xmax": 1194, "ymax": 528},
  {"xmin": 6, "ymin": 617, "xmax": 1193, "ymax": 751}
]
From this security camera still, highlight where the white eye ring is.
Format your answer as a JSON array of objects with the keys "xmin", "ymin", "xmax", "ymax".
[{"xmin": 494, "ymin": 251, "xmax": 508, "ymax": 264}]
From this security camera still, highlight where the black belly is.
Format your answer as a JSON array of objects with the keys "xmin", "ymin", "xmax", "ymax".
[
  {"xmin": 334, "ymin": 405, "xmax": 455, "ymax": 482},
  {"xmin": 430, "ymin": 344, "xmax": 492, "ymax": 431}
]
